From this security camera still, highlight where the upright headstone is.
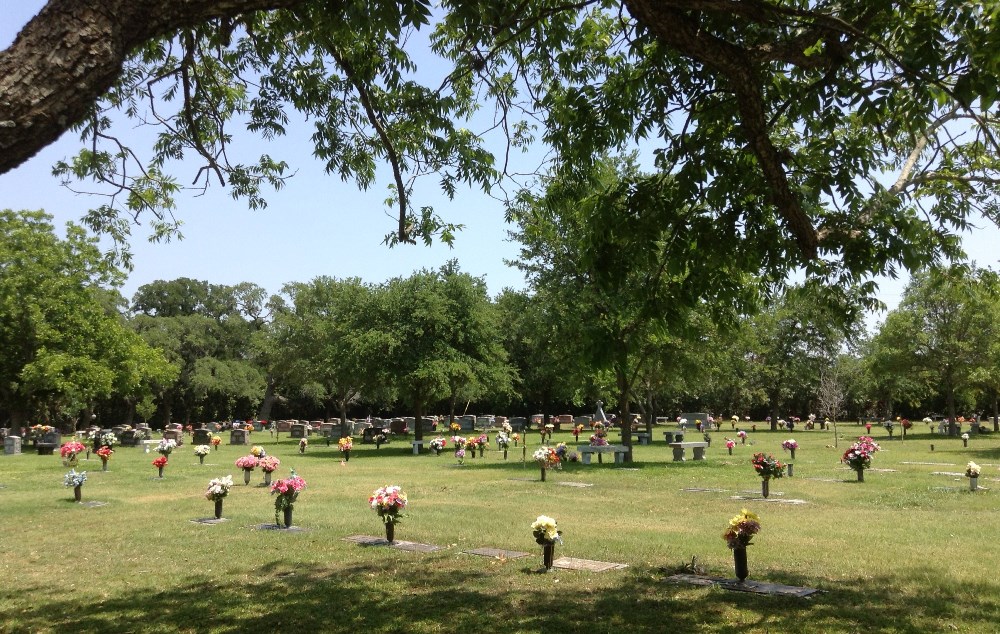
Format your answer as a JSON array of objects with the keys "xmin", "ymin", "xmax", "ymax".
[
  {"xmin": 321, "ymin": 422, "xmax": 336, "ymax": 437},
  {"xmin": 162, "ymin": 429, "xmax": 183, "ymax": 445},
  {"xmin": 192, "ymin": 429, "xmax": 213, "ymax": 445},
  {"xmin": 509, "ymin": 417, "xmax": 527, "ymax": 432},
  {"xmin": 120, "ymin": 429, "xmax": 138, "ymax": 447},
  {"xmin": 229, "ymin": 429, "xmax": 249, "ymax": 445},
  {"xmin": 276, "ymin": 420, "xmax": 292, "ymax": 433},
  {"xmin": 289, "ymin": 423, "xmax": 306, "ymax": 439},
  {"xmin": 4, "ymin": 435, "xmax": 22, "ymax": 455}
]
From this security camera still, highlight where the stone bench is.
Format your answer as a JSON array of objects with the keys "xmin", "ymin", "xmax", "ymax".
[
  {"xmin": 36, "ymin": 442, "xmax": 58, "ymax": 456},
  {"xmin": 636, "ymin": 433, "xmax": 651, "ymax": 445},
  {"xmin": 664, "ymin": 431, "xmax": 686, "ymax": 443},
  {"xmin": 667, "ymin": 441, "xmax": 708, "ymax": 461},
  {"xmin": 577, "ymin": 445, "xmax": 629, "ymax": 465}
]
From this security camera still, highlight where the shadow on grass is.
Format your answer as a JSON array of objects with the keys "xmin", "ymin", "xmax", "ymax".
[{"xmin": 7, "ymin": 556, "xmax": 999, "ymax": 633}]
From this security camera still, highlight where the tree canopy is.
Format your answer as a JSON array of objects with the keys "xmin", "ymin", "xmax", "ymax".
[{"xmin": 4, "ymin": 1, "xmax": 1000, "ymax": 296}]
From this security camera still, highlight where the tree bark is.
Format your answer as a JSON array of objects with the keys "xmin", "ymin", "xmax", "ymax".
[
  {"xmin": 0, "ymin": 0, "xmax": 307, "ymax": 175},
  {"xmin": 256, "ymin": 373, "xmax": 277, "ymax": 421}
]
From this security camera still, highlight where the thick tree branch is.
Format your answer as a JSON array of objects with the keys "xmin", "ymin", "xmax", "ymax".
[{"xmin": 0, "ymin": 0, "xmax": 307, "ymax": 175}]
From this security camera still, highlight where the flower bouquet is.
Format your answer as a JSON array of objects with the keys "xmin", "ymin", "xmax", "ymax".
[
  {"xmin": 206, "ymin": 474, "xmax": 234, "ymax": 518},
  {"xmin": 842, "ymin": 436, "xmax": 880, "ymax": 482},
  {"xmin": 152, "ymin": 455, "xmax": 168, "ymax": 477},
  {"xmin": 271, "ymin": 470, "xmax": 306, "ymax": 528},
  {"xmin": 299, "ymin": 438, "xmax": 308, "ymax": 454},
  {"xmin": 476, "ymin": 433, "xmax": 489, "ymax": 457},
  {"xmin": 338, "ymin": 436, "xmax": 352, "ymax": 462},
  {"xmin": 156, "ymin": 438, "xmax": 176, "ymax": 456},
  {"xmin": 725, "ymin": 438, "xmax": 736, "ymax": 455},
  {"xmin": 501, "ymin": 421, "xmax": 513, "ymax": 435},
  {"xmin": 429, "ymin": 436, "xmax": 447, "ymax": 456},
  {"xmin": 258, "ymin": 455, "xmax": 280, "ymax": 485},
  {"xmin": 96, "ymin": 445, "xmax": 114, "ymax": 471},
  {"xmin": 967, "ymin": 461, "xmax": 981, "ymax": 490},
  {"xmin": 533, "ymin": 446, "xmax": 561, "ymax": 481},
  {"xmin": 449, "ymin": 422, "xmax": 461, "ymax": 433},
  {"xmin": 531, "ymin": 515, "xmax": 562, "ymax": 570},
  {"xmin": 455, "ymin": 447, "xmax": 467, "ymax": 464},
  {"xmin": 60, "ymin": 441, "xmax": 86, "ymax": 468},
  {"xmin": 750, "ymin": 452, "xmax": 784, "ymax": 498},
  {"xmin": 250, "ymin": 445, "xmax": 267, "ymax": 458},
  {"xmin": 496, "ymin": 432, "xmax": 510, "ymax": 459},
  {"xmin": 466, "ymin": 437, "xmax": 479, "ymax": 459},
  {"xmin": 194, "ymin": 444, "xmax": 211, "ymax": 464},
  {"xmin": 64, "ymin": 469, "xmax": 87, "ymax": 501},
  {"xmin": 781, "ymin": 439, "xmax": 798, "ymax": 460},
  {"xmin": 737, "ymin": 430, "xmax": 747, "ymax": 444},
  {"xmin": 211, "ymin": 434, "xmax": 222, "ymax": 450},
  {"xmin": 369, "ymin": 484, "xmax": 407, "ymax": 542},
  {"xmin": 554, "ymin": 442, "xmax": 568, "ymax": 461},
  {"xmin": 573, "ymin": 424, "xmax": 584, "ymax": 440},
  {"xmin": 235, "ymin": 454, "xmax": 259, "ymax": 484},
  {"xmin": 723, "ymin": 508, "xmax": 761, "ymax": 581},
  {"xmin": 962, "ymin": 432, "xmax": 970, "ymax": 447}
]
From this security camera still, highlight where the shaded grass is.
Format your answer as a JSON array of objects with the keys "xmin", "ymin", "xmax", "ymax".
[{"xmin": 0, "ymin": 425, "xmax": 997, "ymax": 632}]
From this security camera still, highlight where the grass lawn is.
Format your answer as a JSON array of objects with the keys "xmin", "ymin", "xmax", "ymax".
[{"xmin": 2, "ymin": 424, "xmax": 998, "ymax": 633}]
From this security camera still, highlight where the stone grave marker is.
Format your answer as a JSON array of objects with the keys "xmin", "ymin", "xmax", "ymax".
[
  {"xmin": 276, "ymin": 420, "xmax": 292, "ymax": 433},
  {"xmin": 289, "ymin": 423, "xmax": 306, "ymax": 439},
  {"xmin": 4, "ymin": 435, "xmax": 21, "ymax": 455},
  {"xmin": 463, "ymin": 547, "xmax": 531, "ymax": 559},
  {"xmin": 120, "ymin": 429, "xmax": 138, "ymax": 447},
  {"xmin": 162, "ymin": 429, "xmax": 183, "ymax": 446},
  {"xmin": 229, "ymin": 428, "xmax": 249, "ymax": 445},
  {"xmin": 192, "ymin": 429, "xmax": 213, "ymax": 445},
  {"xmin": 37, "ymin": 430, "xmax": 62, "ymax": 454}
]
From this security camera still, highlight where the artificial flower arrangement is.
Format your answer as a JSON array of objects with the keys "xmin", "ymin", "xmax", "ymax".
[
  {"xmin": 205, "ymin": 475, "xmax": 233, "ymax": 501},
  {"xmin": 152, "ymin": 455, "xmax": 168, "ymax": 474},
  {"xmin": 573, "ymin": 424, "xmax": 585, "ymax": 438},
  {"xmin": 466, "ymin": 437, "xmax": 479, "ymax": 451},
  {"xmin": 451, "ymin": 435, "xmax": 466, "ymax": 448},
  {"xmin": 156, "ymin": 438, "xmax": 177, "ymax": 456},
  {"xmin": 210, "ymin": 434, "xmax": 222, "ymax": 448},
  {"xmin": 334, "ymin": 436, "xmax": 351, "ymax": 453},
  {"xmin": 455, "ymin": 446, "xmax": 467, "ymax": 464},
  {"xmin": 429, "ymin": 436, "xmax": 447, "ymax": 453},
  {"xmin": 96, "ymin": 445, "xmax": 114, "ymax": 461},
  {"xmin": 64, "ymin": 469, "xmax": 87, "ymax": 488},
  {"xmin": 841, "ymin": 436, "xmax": 880, "ymax": 473},
  {"xmin": 30, "ymin": 424, "xmax": 53, "ymax": 440},
  {"xmin": 271, "ymin": 470, "xmax": 307, "ymax": 526},
  {"xmin": 962, "ymin": 433, "xmax": 970, "ymax": 441},
  {"xmin": 259, "ymin": 455, "xmax": 281, "ymax": 473},
  {"xmin": 194, "ymin": 444, "xmax": 211, "ymax": 456},
  {"xmin": 750, "ymin": 452, "xmax": 785, "ymax": 479},
  {"xmin": 369, "ymin": 484, "xmax": 407, "ymax": 524},
  {"xmin": 531, "ymin": 515, "xmax": 562, "ymax": 544},
  {"xmin": 299, "ymin": 438, "xmax": 308, "ymax": 453},
  {"xmin": 554, "ymin": 442, "xmax": 568, "ymax": 461},
  {"xmin": 725, "ymin": 438, "xmax": 736, "ymax": 450},
  {"xmin": 533, "ymin": 446, "xmax": 561, "ymax": 470},
  {"xmin": 781, "ymin": 439, "xmax": 798, "ymax": 451},
  {"xmin": 477, "ymin": 433, "xmax": 489, "ymax": 447},
  {"xmin": 60, "ymin": 441, "xmax": 86, "ymax": 467},
  {"xmin": 900, "ymin": 418, "xmax": 912, "ymax": 430},
  {"xmin": 589, "ymin": 433, "xmax": 609, "ymax": 447},
  {"xmin": 250, "ymin": 445, "xmax": 267, "ymax": 458},
  {"xmin": 496, "ymin": 433, "xmax": 510, "ymax": 449},
  {"xmin": 501, "ymin": 421, "xmax": 513, "ymax": 435},
  {"xmin": 723, "ymin": 508, "xmax": 761, "ymax": 549},
  {"xmin": 235, "ymin": 455, "xmax": 259, "ymax": 470},
  {"xmin": 737, "ymin": 430, "xmax": 747, "ymax": 443},
  {"xmin": 966, "ymin": 461, "xmax": 981, "ymax": 478},
  {"xmin": 99, "ymin": 432, "xmax": 117, "ymax": 448},
  {"xmin": 450, "ymin": 422, "xmax": 462, "ymax": 433}
]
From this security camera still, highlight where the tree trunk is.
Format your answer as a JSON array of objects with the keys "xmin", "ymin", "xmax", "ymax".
[
  {"xmin": 448, "ymin": 393, "xmax": 458, "ymax": 429},
  {"xmin": 947, "ymin": 389, "xmax": 958, "ymax": 436},
  {"xmin": 993, "ymin": 395, "xmax": 998, "ymax": 433},
  {"xmin": 256, "ymin": 373, "xmax": 277, "ymax": 421},
  {"xmin": 338, "ymin": 401, "xmax": 350, "ymax": 438},
  {"xmin": 769, "ymin": 402, "xmax": 779, "ymax": 431},
  {"xmin": 413, "ymin": 398, "xmax": 424, "ymax": 442}
]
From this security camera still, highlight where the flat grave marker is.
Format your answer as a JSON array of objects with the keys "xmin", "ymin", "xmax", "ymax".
[{"xmin": 665, "ymin": 573, "xmax": 820, "ymax": 597}]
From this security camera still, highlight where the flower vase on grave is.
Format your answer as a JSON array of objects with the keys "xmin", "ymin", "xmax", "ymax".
[
  {"xmin": 787, "ymin": 463, "xmax": 794, "ymax": 478},
  {"xmin": 243, "ymin": 468, "xmax": 252, "ymax": 485},
  {"xmin": 856, "ymin": 469, "xmax": 864, "ymax": 483},
  {"xmin": 503, "ymin": 449, "xmax": 508, "ymax": 460},
  {"xmin": 733, "ymin": 546, "xmax": 749, "ymax": 581},
  {"xmin": 158, "ymin": 466, "xmax": 164, "ymax": 478},
  {"xmin": 214, "ymin": 499, "xmax": 223, "ymax": 519},
  {"xmin": 101, "ymin": 458, "xmax": 108, "ymax": 472},
  {"xmin": 199, "ymin": 455, "xmax": 205, "ymax": 465},
  {"xmin": 543, "ymin": 542, "xmax": 555, "ymax": 571},
  {"xmin": 434, "ymin": 447, "xmax": 441, "ymax": 456},
  {"xmin": 385, "ymin": 521, "xmax": 395, "ymax": 544},
  {"xmin": 971, "ymin": 477, "xmax": 979, "ymax": 491},
  {"xmin": 344, "ymin": 450, "xmax": 350, "ymax": 463},
  {"xmin": 282, "ymin": 506, "xmax": 293, "ymax": 529},
  {"xmin": 479, "ymin": 446, "xmax": 484, "ymax": 458},
  {"xmin": 540, "ymin": 466, "xmax": 547, "ymax": 482},
  {"xmin": 263, "ymin": 471, "xmax": 272, "ymax": 486},
  {"xmin": 74, "ymin": 485, "xmax": 82, "ymax": 502},
  {"xmin": 376, "ymin": 438, "xmax": 382, "ymax": 449},
  {"xmin": 761, "ymin": 478, "xmax": 770, "ymax": 498},
  {"xmin": 790, "ymin": 448, "xmax": 796, "ymax": 460},
  {"xmin": 86, "ymin": 450, "xmax": 90, "ymax": 460},
  {"xmin": 963, "ymin": 439, "xmax": 968, "ymax": 447}
]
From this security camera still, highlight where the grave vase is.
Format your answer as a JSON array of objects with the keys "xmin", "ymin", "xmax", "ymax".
[
  {"xmin": 243, "ymin": 468, "xmax": 252, "ymax": 485},
  {"xmin": 214, "ymin": 499, "xmax": 223, "ymax": 519},
  {"xmin": 158, "ymin": 466, "xmax": 164, "ymax": 478},
  {"xmin": 963, "ymin": 438, "xmax": 968, "ymax": 447},
  {"xmin": 761, "ymin": 478, "xmax": 770, "ymax": 498},
  {"xmin": 790, "ymin": 448, "xmax": 796, "ymax": 460},
  {"xmin": 970, "ymin": 477, "xmax": 979, "ymax": 491},
  {"xmin": 434, "ymin": 447, "xmax": 441, "ymax": 456},
  {"xmin": 263, "ymin": 471, "xmax": 272, "ymax": 486},
  {"xmin": 733, "ymin": 547, "xmax": 749, "ymax": 581},
  {"xmin": 282, "ymin": 506, "xmax": 293, "ymax": 528},
  {"xmin": 540, "ymin": 466, "xmax": 547, "ymax": 482},
  {"xmin": 856, "ymin": 468, "xmax": 864, "ymax": 483},
  {"xmin": 344, "ymin": 450, "xmax": 350, "ymax": 462},
  {"xmin": 543, "ymin": 543, "xmax": 555, "ymax": 571},
  {"xmin": 727, "ymin": 447, "xmax": 733, "ymax": 455},
  {"xmin": 503, "ymin": 449, "xmax": 508, "ymax": 460},
  {"xmin": 479, "ymin": 446, "xmax": 484, "ymax": 458},
  {"xmin": 385, "ymin": 521, "xmax": 395, "ymax": 544},
  {"xmin": 73, "ymin": 485, "xmax": 82, "ymax": 502},
  {"xmin": 198, "ymin": 454, "xmax": 205, "ymax": 465},
  {"xmin": 101, "ymin": 457, "xmax": 108, "ymax": 472}
]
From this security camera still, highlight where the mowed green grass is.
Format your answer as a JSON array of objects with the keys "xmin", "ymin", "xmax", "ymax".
[{"xmin": 2, "ymin": 425, "xmax": 999, "ymax": 633}]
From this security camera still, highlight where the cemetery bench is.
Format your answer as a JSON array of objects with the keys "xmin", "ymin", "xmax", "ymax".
[
  {"xmin": 667, "ymin": 441, "xmax": 708, "ymax": 462},
  {"xmin": 636, "ymin": 433, "xmax": 651, "ymax": 445},
  {"xmin": 36, "ymin": 442, "xmax": 58, "ymax": 455},
  {"xmin": 577, "ymin": 444, "xmax": 629, "ymax": 465},
  {"xmin": 663, "ymin": 431, "xmax": 686, "ymax": 443}
]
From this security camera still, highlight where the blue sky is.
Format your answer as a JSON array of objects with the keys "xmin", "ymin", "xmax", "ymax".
[{"xmin": 3, "ymin": 2, "xmax": 999, "ymax": 325}]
